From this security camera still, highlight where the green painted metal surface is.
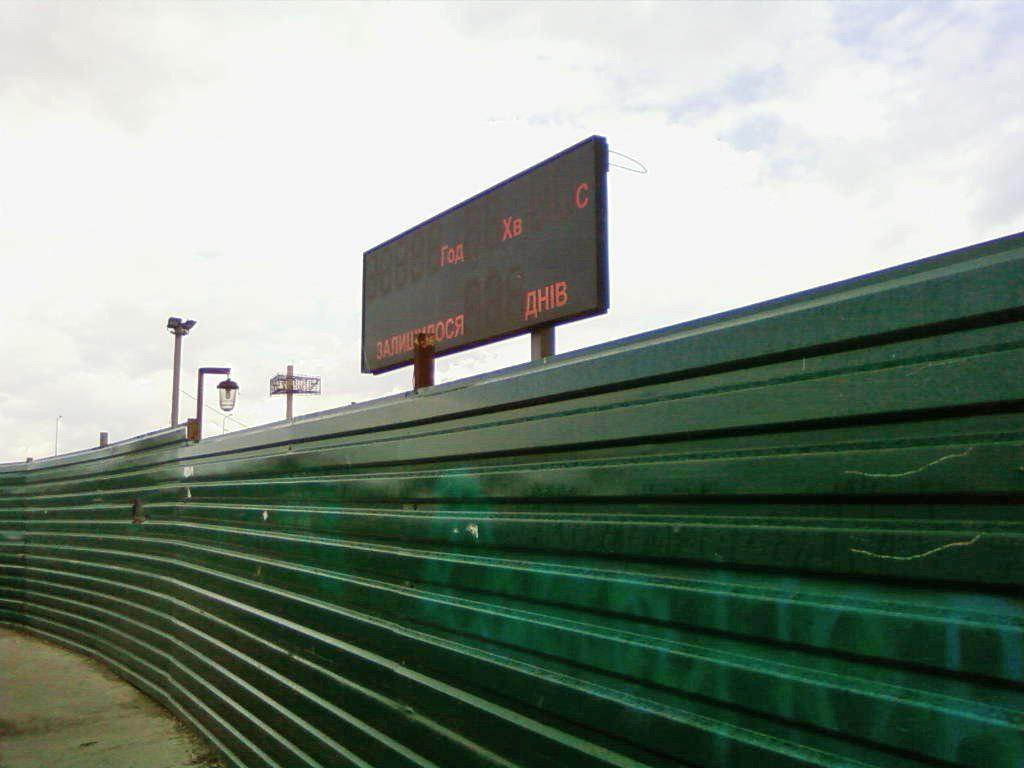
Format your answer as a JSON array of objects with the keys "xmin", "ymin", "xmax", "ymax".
[{"xmin": 2, "ymin": 232, "xmax": 1023, "ymax": 767}]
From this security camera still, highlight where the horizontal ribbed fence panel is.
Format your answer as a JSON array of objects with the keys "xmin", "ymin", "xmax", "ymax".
[{"xmin": 2, "ymin": 231, "xmax": 1022, "ymax": 767}]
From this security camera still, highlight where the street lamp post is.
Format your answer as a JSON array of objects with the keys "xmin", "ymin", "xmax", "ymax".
[
  {"xmin": 167, "ymin": 317, "xmax": 196, "ymax": 426},
  {"xmin": 190, "ymin": 367, "xmax": 239, "ymax": 441}
]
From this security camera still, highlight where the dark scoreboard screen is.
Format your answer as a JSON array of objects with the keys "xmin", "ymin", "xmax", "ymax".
[{"xmin": 361, "ymin": 136, "xmax": 609, "ymax": 374}]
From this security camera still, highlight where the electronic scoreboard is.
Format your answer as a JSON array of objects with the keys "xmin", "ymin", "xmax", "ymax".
[{"xmin": 362, "ymin": 136, "xmax": 609, "ymax": 374}]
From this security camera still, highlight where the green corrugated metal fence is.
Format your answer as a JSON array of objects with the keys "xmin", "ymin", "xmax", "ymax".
[{"xmin": 2, "ymin": 232, "xmax": 1022, "ymax": 767}]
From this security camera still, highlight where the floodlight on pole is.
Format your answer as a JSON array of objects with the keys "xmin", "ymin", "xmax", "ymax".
[{"xmin": 167, "ymin": 317, "xmax": 196, "ymax": 426}]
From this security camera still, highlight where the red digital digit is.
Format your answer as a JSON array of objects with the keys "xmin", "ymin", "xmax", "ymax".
[{"xmin": 575, "ymin": 183, "xmax": 589, "ymax": 209}]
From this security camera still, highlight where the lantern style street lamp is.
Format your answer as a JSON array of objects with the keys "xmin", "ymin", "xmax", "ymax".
[
  {"xmin": 189, "ymin": 367, "xmax": 239, "ymax": 441},
  {"xmin": 217, "ymin": 377, "xmax": 239, "ymax": 411}
]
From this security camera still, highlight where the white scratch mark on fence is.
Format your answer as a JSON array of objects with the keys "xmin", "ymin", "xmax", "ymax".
[
  {"xmin": 844, "ymin": 447, "xmax": 973, "ymax": 479},
  {"xmin": 850, "ymin": 533, "xmax": 983, "ymax": 561}
]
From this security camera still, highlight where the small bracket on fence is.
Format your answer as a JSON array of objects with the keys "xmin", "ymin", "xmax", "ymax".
[{"xmin": 131, "ymin": 499, "xmax": 147, "ymax": 524}]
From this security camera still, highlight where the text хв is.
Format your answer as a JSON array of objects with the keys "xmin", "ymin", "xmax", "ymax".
[{"xmin": 501, "ymin": 216, "xmax": 523, "ymax": 241}]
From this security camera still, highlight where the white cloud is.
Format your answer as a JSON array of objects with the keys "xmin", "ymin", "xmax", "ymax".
[{"xmin": 1, "ymin": 1, "xmax": 1021, "ymax": 461}]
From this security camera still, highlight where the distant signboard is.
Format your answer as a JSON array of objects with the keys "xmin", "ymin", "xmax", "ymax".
[
  {"xmin": 269, "ymin": 373, "xmax": 321, "ymax": 395},
  {"xmin": 361, "ymin": 136, "xmax": 609, "ymax": 373}
]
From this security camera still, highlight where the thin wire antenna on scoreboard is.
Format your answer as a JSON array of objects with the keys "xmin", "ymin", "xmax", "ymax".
[{"xmin": 609, "ymin": 149, "xmax": 648, "ymax": 174}]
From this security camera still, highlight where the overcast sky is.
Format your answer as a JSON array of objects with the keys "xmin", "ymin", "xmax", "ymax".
[{"xmin": 1, "ymin": 1, "xmax": 1022, "ymax": 461}]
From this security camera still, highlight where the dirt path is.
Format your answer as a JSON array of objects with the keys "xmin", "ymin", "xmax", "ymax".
[{"xmin": 0, "ymin": 626, "xmax": 220, "ymax": 768}]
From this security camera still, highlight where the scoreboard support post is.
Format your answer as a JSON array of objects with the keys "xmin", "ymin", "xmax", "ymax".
[
  {"xmin": 531, "ymin": 326, "xmax": 555, "ymax": 361},
  {"xmin": 413, "ymin": 333, "xmax": 435, "ymax": 390}
]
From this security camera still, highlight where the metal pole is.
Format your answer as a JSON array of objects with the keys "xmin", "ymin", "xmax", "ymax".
[
  {"xmin": 286, "ymin": 364, "xmax": 294, "ymax": 420},
  {"xmin": 531, "ymin": 326, "xmax": 555, "ymax": 361},
  {"xmin": 195, "ymin": 369, "xmax": 204, "ymax": 441},
  {"xmin": 171, "ymin": 331, "xmax": 183, "ymax": 425},
  {"xmin": 194, "ymin": 366, "xmax": 231, "ymax": 442},
  {"xmin": 54, "ymin": 415, "xmax": 61, "ymax": 456},
  {"xmin": 413, "ymin": 334, "xmax": 435, "ymax": 390}
]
